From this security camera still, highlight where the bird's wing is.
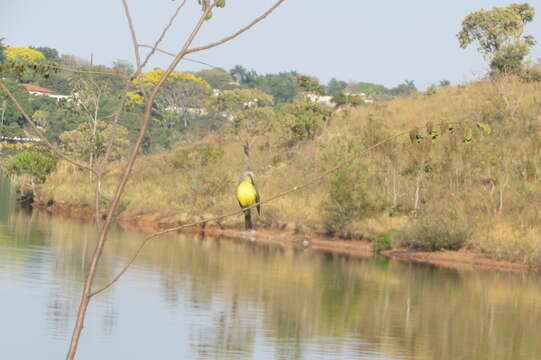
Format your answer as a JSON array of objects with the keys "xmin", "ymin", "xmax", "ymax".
[{"xmin": 255, "ymin": 183, "xmax": 261, "ymax": 216}]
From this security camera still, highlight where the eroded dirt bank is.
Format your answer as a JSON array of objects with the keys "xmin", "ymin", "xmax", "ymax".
[{"xmin": 33, "ymin": 200, "xmax": 541, "ymax": 275}]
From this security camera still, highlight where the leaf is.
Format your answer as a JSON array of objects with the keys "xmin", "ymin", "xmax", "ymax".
[
  {"xmin": 476, "ymin": 121, "xmax": 492, "ymax": 135},
  {"xmin": 463, "ymin": 125, "xmax": 473, "ymax": 143},
  {"xmin": 430, "ymin": 129, "xmax": 439, "ymax": 143}
]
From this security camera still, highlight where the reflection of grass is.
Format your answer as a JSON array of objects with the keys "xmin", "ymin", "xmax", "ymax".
[{"xmin": 9, "ymin": 207, "xmax": 541, "ymax": 360}]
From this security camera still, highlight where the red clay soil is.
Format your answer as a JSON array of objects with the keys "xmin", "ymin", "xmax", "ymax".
[{"xmin": 33, "ymin": 201, "xmax": 541, "ymax": 275}]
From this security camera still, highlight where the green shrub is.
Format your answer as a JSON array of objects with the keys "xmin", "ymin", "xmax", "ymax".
[
  {"xmin": 280, "ymin": 101, "xmax": 332, "ymax": 142},
  {"xmin": 397, "ymin": 212, "xmax": 470, "ymax": 251},
  {"xmin": 321, "ymin": 161, "xmax": 380, "ymax": 235},
  {"xmin": 5, "ymin": 149, "xmax": 57, "ymax": 183},
  {"xmin": 372, "ymin": 230, "xmax": 397, "ymax": 252},
  {"xmin": 171, "ymin": 145, "xmax": 224, "ymax": 169},
  {"xmin": 169, "ymin": 145, "xmax": 230, "ymax": 211}
]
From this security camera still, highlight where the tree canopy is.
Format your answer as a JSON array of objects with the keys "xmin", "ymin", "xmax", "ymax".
[
  {"xmin": 195, "ymin": 68, "xmax": 234, "ymax": 89},
  {"xmin": 457, "ymin": 3, "xmax": 536, "ymax": 76},
  {"xmin": 30, "ymin": 46, "xmax": 60, "ymax": 62},
  {"xmin": 4, "ymin": 46, "xmax": 46, "ymax": 62}
]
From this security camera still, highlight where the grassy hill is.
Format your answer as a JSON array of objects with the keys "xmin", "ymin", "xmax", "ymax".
[{"xmin": 39, "ymin": 76, "xmax": 541, "ymax": 264}]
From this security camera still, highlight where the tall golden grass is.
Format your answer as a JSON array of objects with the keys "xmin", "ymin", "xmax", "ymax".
[{"xmin": 40, "ymin": 76, "xmax": 541, "ymax": 263}]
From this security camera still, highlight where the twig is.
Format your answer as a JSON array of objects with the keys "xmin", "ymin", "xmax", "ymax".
[
  {"xmin": 185, "ymin": 0, "xmax": 286, "ymax": 55},
  {"xmin": 94, "ymin": 175, "xmax": 102, "ymax": 231},
  {"xmin": 139, "ymin": 44, "xmax": 217, "ymax": 68},
  {"xmin": 140, "ymin": 0, "xmax": 188, "ymax": 69},
  {"xmin": 65, "ymin": 3, "xmax": 217, "ymax": 359},
  {"xmin": 122, "ymin": 0, "xmax": 148, "ymax": 99}
]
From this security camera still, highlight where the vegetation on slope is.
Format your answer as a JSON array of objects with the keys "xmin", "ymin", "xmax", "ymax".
[
  {"xmin": 2, "ymin": 2, "xmax": 541, "ymax": 266},
  {"xmin": 39, "ymin": 76, "xmax": 541, "ymax": 264}
]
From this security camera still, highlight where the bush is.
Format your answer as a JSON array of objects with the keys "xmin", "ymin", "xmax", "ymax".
[
  {"xmin": 170, "ymin": 145, "xmax": 224, "ymax": 169},
  {"xmin": 321, "ymin": 161, "xmax": 380, "ymax": 235},
  {"xmin": 519, "ymin": 68, "xmax": 541, "ymax": 82},
  {"xmin": 169, "ymin": 145, "xmax": 230, "ymax": 211},
  {"xmin": 372, "ymin": 230, "xmax": 397, "ymax": 252},
  {"xmin": 5, "ymin": 149, "xmax": 57, "ymax": 183},
  {"xmin": 279, "ymin": 101, "xmax": 332, "ymax": 142},
  {"xmin": 397, "ymin": 212, "xmax": 470, "ymax": 251}
]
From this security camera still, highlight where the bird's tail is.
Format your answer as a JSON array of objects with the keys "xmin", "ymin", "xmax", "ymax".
[{"xmin": 244, "ymin": 209, "xmax": 253, "ymax": 230}]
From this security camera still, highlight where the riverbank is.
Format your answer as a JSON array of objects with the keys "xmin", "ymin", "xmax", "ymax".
[{"xmin": 33, "ymin": 200, "xmax": 541, "ymax": 275}]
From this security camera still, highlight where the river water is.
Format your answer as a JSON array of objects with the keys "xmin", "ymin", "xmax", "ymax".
[{"xmin": 1, "ymin": 177, "xmax": 541, "ymax": 359}]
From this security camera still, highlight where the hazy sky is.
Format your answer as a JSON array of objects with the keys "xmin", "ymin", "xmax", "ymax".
[{"xmin": 1, "ymin": 0, "xmax": 540, "ymax": 89}]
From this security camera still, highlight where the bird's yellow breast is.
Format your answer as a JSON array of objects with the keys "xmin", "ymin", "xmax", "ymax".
[{"xmin": 237, "ymin": 180, "xmax": 257, "ymax": 207}]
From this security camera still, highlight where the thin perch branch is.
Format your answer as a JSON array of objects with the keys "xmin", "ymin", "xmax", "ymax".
[{"xmin": 92, "ymin": 117, "xmax": 486, "ymax": 296}]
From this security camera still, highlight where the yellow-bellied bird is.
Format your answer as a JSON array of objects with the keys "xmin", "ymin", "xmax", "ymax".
[{"xmin": 236, "ymin": 171, "xmax": 260, "ymax": 230}]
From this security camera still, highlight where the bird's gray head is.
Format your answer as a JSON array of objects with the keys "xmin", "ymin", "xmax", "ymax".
[{"xmin": 241, "ymin": 171, "xmax": 256, "ymax": 184}]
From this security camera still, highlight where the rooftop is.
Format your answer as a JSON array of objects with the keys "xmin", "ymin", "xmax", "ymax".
[{"xmin": 19, "ymin": 83, "xmax": 57, "ymax": 95}]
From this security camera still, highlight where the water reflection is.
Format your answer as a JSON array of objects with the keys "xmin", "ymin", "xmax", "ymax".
[{"xmin": 1, "ymin": 177, "xmax": 541, "ymax": 359}]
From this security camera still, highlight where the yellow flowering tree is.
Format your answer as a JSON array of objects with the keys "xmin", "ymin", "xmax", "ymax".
[
  {"xmin": 4, "ymin": 46, "xmax": 46, "ymax": 62},
  {"xmin": 130, "ymin": 68, "xmax": 212, "ymax": 128}
]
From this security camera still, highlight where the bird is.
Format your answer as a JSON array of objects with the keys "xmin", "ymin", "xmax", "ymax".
[{"xmin": 236, "ymin": 171, "xmax": 260, "ymax": 230}]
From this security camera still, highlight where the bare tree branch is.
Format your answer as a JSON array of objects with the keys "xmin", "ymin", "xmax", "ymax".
[
  {"xmin": 65, "ymin": 3, "xmax": 217, "ymax": 359},
  {"xmin": 139, "ymin": 44, "xmax": 218, "ymax": 68},
  {"xmin": 185, "ymin": 0, "xmax": 286, "ymax": 55},
  {"xmin": 140, "ymin": 0, "xmax": 188, "ymax": 69},
  {"xmin": 122, "ymin": 0, "xmax": 148, "ymax": 99},
  {"xmin": 0, "ymin": 80, "xmax": 96, "ymax": 174},
  {"xmin": 94, "ymin": 175, "xmax": 102, "ymax": 231}
]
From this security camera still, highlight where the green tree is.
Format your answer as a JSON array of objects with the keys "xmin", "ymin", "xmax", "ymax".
[
  {"xmin": 326, "ymin": 78, "xmax": 347, "ymax": 96},
  {"xmin": 5, "ymin": 149, "xmax": 57, "ymax": 190},
  {"xmin": 439, "ymin": 79, "xmax": 451, "ymax": 87},
  {"xmin": 212, "ymin": 88, "xmax": 274, "ymax": 112},
  {"xmin": 280, "ymin": 100, "xmax": 332, "ymax": 142},
  {"xmin": 30, "ymin": 46, "xmax": 60, "ymax": 61},
  {"xmin": 457, "ymin": 3, "xmax": 536, "ymax": 76},
  {"xmin": 230, "ymin": 65, "xmax": 258, "ymax": 86},
  {"xmin": 357, "ymin": 82, "xmax": 391, "ymax": 99},
  {"xmin": 0, "ymin": 79, "xmax": 31, "ymax": 134},
  {"xmin": 212, "ymin": 88, "xmax": 274, "ymax": 166},
  {"xmin": 390, "ymin": 80, "xmax": 417, "ymax": 97},
  {"xmin": 112, "ymin": 60, "xmax": 134, "ymax": 76},
  {"xmin": 133, "ymin": 68, "xmax": 212, "ymax": 129},
  {"xmin": 255, "ymin": 72, "xmax": 298, "ymax": 104},
  {"xmin": 297, "ymin": 74, "xmax": 325, "ymax": 95},
  {"xmin": 60, "ymin": 120, "xmax": 129, "ymax": 161},
  {"xmin": 196, "ymin": 68, "xmax": 234, "ymax": 89},
  {"xmin": 321, "ymin": 161, "xmax": 378, "ymax": 235}
]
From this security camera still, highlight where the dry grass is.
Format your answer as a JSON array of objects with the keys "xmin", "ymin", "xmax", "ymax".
[{"xmin": 39, "ymin": 76, "xmax": 541, "ymax": 264}]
